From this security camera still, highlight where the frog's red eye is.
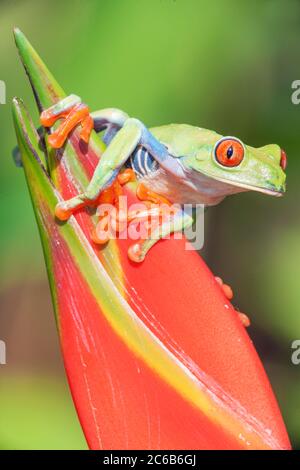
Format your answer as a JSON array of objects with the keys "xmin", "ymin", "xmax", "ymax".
[{"xmin": 214, "ymin": 138, "xmax": 244, "ymax": 167}]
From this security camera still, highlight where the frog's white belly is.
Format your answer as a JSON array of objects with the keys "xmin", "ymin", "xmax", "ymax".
[{"xmin": 140, "ymin": 167, "xmax": 244, "ymax": 206}]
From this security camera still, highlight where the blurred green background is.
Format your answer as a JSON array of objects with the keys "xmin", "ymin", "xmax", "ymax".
[{"xmin": 0, "ymin": 0, "xmax": 299, "ymax": 449}]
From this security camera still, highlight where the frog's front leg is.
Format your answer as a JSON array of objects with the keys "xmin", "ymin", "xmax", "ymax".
[
  {"xmin": 54, "ymin": 117, "xmax": 144, "ymax": 220},
  {"xmin": 40, "ymin": 94, "xmax": 129, "ymax": 148},
  {"xmin": 40, "ymin": 94, "xmax": 91, "ymax": 148},
  {"xmin": 54, "ymin": 115, "xmax": 170, "ymax": 219}
]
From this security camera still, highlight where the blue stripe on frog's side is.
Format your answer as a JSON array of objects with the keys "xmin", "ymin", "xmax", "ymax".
[
  {"xmin": 103, "ymin": 124, "xmax": 159, "ymax": 179},
  {"xmin": 125, "ymin": 146, "xmax": 159, "ymax": 179}
]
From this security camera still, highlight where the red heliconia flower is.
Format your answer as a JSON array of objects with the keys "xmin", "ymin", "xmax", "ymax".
[{"xmin": 12, "ymin": 29, "xmax": 291, "ymax": 450}]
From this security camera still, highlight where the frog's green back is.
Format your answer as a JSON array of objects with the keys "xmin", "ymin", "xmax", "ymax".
[{"xmin": 150, "ymin": 124, "xmax": 221, "ymax": 158}]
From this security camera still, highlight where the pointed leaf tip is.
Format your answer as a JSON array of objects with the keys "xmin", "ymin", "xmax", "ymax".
[
  {"xmin": 12, "ymin": 97, "xmax": 48, "ymax": 170},
  {"xmin": 14, "ymin": 28, "xmax": 64, "ymax": 110},
  {"xmin": 13, "ymin": 27, "xmax": 22, "ymax": 40}
]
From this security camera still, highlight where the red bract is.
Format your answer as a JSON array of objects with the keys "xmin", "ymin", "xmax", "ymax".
[{"xmin": 13, "ymin": 29, "xmax": 291, "ymax": 450}]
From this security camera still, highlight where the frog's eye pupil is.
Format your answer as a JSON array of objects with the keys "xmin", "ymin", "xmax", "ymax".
[
  {"xmin": 227, "ymin": 146, "xmax": 233, "ymax": 158},
  {"xmin": 214, "ymin": 138, "xmax": 244, "ymax": 167}
]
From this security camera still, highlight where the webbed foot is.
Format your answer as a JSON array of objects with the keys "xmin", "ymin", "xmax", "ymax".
[
  {"xmin": 40, "ymin": 95, "xmax": 93, "ymax": 148},
  {"xmin": 92, "ymin": 180, "xmax": 192, "ymax": 262}
]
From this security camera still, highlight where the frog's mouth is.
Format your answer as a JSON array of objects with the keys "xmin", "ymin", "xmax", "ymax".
[
  {"xmin": 211, "ymin": 176, "xmax": 285, "ymax": 197},
  {"xmin": 179, "ymin": 163, "xmax": 285, "ymax": 200}
]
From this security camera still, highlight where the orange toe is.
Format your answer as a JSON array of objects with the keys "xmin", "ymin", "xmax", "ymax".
[
  {"xmin": 55, "ymin": 204, "xmax": 72, "ymax": 221},
  {"xmin": 222, "ymin": 283, "xmax": 233, "ymax": 300},
  {"xmin": 117, "ymin": 169, "xmax": 136, "ymax": 186},
  {"xmin": 128, "ymin": 243, "xmax": 145, "ymax": 263},
  {"xmin": 91, "ymin": 216, "xmax": 111, "ymax": 245},
  {"xmin": 80, "ymin": 115, "xmax": 94, "ymax": 144},
  {"xmin": 238, "ymin": 312, "xmax": 251, "ymax": 328},
  {"xmin": 215, "ymin": 276, "xmax": 233, "ymax": 300},
  {"xmin": 48, "ymin": 133, "xmax": 66, "ymax": 149},
  {"xmin": 136, "ymin": 183, "xmax": 172, "ymax": 206}
]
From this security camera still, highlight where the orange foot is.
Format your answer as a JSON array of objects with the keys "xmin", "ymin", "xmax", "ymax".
[
  {"xmin": 91, "ymin": 176, "xmax": 173, "ymax": 261},
  {"xmin": 90, "ymin": 169, "xmax": 136, "ymax": 244},
  {"xmin": 215, "ymin": 276, "xmax": 250, "ymax": 327},
  {"xmin": 40, "ymin": 102, "xmax": 93, "ymax": 149}
]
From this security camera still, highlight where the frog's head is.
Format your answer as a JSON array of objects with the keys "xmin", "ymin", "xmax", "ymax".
[{"xmin": 182, "ymin": 130, "xmax": 287, "ymax": 197}]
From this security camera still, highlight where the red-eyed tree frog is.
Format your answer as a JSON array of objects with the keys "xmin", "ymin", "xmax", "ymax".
[{"xmin": 39, "ymin": 94, "xmax": 287, "ymax": 264}]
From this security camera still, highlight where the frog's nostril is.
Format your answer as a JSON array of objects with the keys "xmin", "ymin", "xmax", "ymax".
[{"xmin": 280, "ymin": 149, "xmax": 287, "ymax": 171}]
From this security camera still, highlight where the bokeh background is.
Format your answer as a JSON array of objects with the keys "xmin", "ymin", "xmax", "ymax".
[{"xmin": 0, "ymin": 0, "xmax": 299, "ymax": 449}]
